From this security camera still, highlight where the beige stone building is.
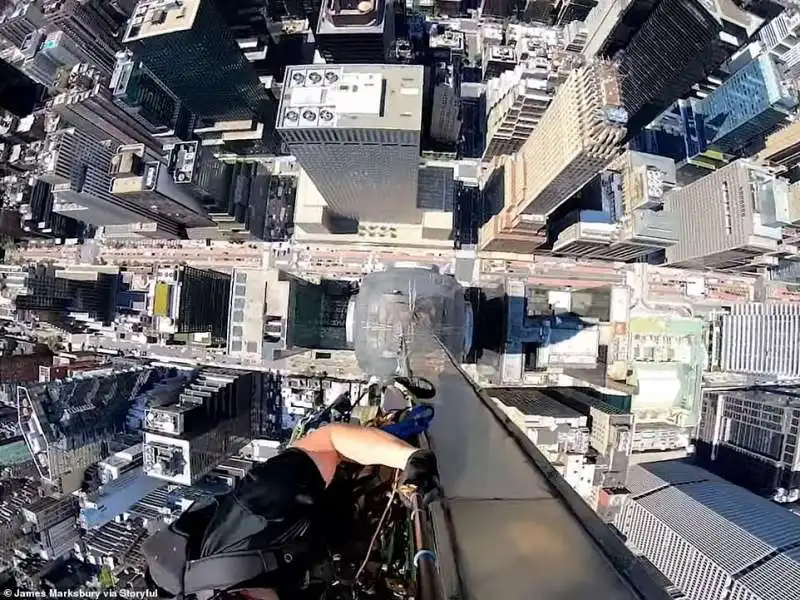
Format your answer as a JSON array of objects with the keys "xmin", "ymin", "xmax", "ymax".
[{"xmin": 479, "ymin": 61, "xmax": 626, "ymax": 253}]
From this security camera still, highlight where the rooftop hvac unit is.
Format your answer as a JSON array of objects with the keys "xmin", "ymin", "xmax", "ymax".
[
  {"xmin": 307, "ymin": 70, "xmax": 324, "ymax": 86},
  {"xmin": 319, "ymin": 108, "xmax": 335, "ymax": 123},
  {"xmin": 644, "ymin": 167, "xmax": 664, "ymax": 200},
  {"xmin": 283, "ymin": 109, "xmax": 300, "ymax": 127},
  {"xmin": 324, "ymin": 70, "xmax": 340, "ymax": 85},
  {"xmin": 301, "ymin": 108, "xmax": 319, "ymax": 126},
  {"xmin": 290, "ymin": 71, "xmax": 306, "ymax": 86}
]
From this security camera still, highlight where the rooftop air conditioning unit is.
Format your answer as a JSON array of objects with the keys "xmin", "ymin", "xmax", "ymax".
[
  {"xmin": 319, "ymin": 109, "xmax": 334, "ymax": 123},
  {"xmin": 307, "ymin": 70, "xmax": 324, "ymax": 86},
  {"xmin": 301, "ymin": 108, "xmax": 319, "ymax": 126},
  {"xmin": 290, "ymin": 71, "xmax": 306, "ymax": 86},
  {"xmin": 324, "ymin": 70, "xmax": 340, "ymax": 85},
  {"xmin": 283, "ymin": 109, "xmax": 300, "ymax": 128}
]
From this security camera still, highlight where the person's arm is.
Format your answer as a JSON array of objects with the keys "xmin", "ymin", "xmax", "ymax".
[{"xmin": 292, "ymin": 423, "xmax": 417, "ymax": 485}]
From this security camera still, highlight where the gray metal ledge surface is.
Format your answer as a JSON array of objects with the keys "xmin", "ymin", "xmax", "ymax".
[{"xmin": 418, "ymin": 347, "xmax": 672, "ymax": 600}]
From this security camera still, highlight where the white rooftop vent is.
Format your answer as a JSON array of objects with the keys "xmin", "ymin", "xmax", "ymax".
[
  {"xmin": 290, "ymin": 71, "xmax": 306, "ymax": 87},
  {"xmin": 644, "ymin": 166, "xmax": 665, "ymax": 204},
  {"xmin": 307, "ymin": 70, "xmax": 324, "ymax": 86},
  {"xmin": 300, "ymin": 108, "xmax": 319, "ymax": 127},
  {"xmin": 283, "ymin": 109, "xmax": 300, "ymax": 127},
  {"xmin": 323, "ymin": 70, "xmax": 341, "ymax": 86}
]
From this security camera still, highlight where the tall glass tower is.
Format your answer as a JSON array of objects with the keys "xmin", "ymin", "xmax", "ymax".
[{"xmin": 123, "ymin": 0, "xmax": 268, "ymax": 122}]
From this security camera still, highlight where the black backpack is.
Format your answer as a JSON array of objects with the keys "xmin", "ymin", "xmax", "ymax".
[{"xmin": 143, "ymin": 498, "xmax": 313, "ymax": 599}]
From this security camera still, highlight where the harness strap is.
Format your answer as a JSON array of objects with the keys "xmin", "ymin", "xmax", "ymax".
[{"xmin": 182, "ymin": 541, "xmax": 313, "ymax": 595}]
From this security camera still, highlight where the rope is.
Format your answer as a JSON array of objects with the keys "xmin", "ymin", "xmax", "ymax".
[{"xmin": 354, "ymin": 471, "xmax": 399, "ymax": 580}]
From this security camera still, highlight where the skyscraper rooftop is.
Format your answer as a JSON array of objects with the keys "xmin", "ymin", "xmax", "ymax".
[
  {"xmin": 618, "ymin": 461, "xmax": 800, "ymax": 600},
  {"xmin": 317, "ymin": 0, "xmax": 387, "ymax": 34},
  {"xmin": 278, "ymin": 64, "xmax": 423, "ymax": 131},
  {"xmin": 122, "ymin": 0, "xmax": 202, "ymax": 43},
  {"xmin": 17, "ymin": 365, "xmax": 153, "ymax": 491}
]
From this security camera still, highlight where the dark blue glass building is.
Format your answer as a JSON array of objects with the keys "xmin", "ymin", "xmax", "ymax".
[{"xmin": 696, "ymin": 54, "xmax": 795, "ymax": 153}]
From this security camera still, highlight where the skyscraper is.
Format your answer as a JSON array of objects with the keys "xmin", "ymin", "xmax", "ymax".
[
  {"xmin": 176, "ymin": 266, "xmax": 231, "ymax": 343},
  {"xmin": 760, "ymin": 8, "xmax": 800, "ymax": 79},
  {"xmin": 17, "ymin": 365, "xmax": 153, "ymax": 492},
  {"xmin": 13, "ymin": 264, "xmax": 121, "ymax": 325},
  {"xmin": 39, "ymin": 126, "xmax": 183, "ymax": 236},
  {"xmin": 615, "ymin": 461, "xmax": 800, "ymax": 600},
  {"xmin": 109, "ymin": 50, "xmax": 193, "ymax": 142},
  {"xmin": 37, "ymin": 0, "xmax": 128, "ymax": 75},
  {"xmin": 591, "ymin": 0, "xmax": 762, "ymax": 135},
  {"xmin": 21, "ymin": 495, "xmax": 80, "ymax": 559},
  {"xmin": 633, "ymin": 99, "xmax": 732, "ymax": 184},
  {"xmin": 109, "ymin": 143, "xmax": 214, "ymax": 229},
  {"xmin": 0, "ymin": 0, "xmax": 44, "ymax": 50},
  {"xmin": 506, "ymin": 61, "xmax": 626, "ymax": 217},
  {"xmin": 12, "ymin": 29, "xmax": 88, "ymax": 89},
  {"xmin": 483, "ymin": 62, "xmax": 556, "ymax": 161},
  {"xmin": 430, "ymin": 62, "xmax": 461, "ymax": 144},
  {"xmin": 554, "ymin": 0, "xmax": 596, "ymax": 24},
  {"xmin": 123, "ymin": 0, "xmax": 268, "ymax": 122},
  {"xmin": 708, "ymin": 303, "xmax": 800, "ymax": 379},
  {"xmin": 664, "ymin": 160, "xmax": 789, "ymax": 271},
  {"xmin": 48, "ymin": 63, "xmax": 166, "ymax": 153},
  {"xmin": 0, "ymin": 56, "xmax": 44, "ymax": 116},
  {"xmin": 695, "ymin": 54, "xmax": 795, "ymax": 154},
  {"xmin": 277, "ymin": 64, "xmax": 423, "ymax": 226},
  {"xmin": 697, "ymin": 387, "xmax": 800, "ymax": 498},
  {"xmin": 150, "ymin": 265, "xmax": 232, "ymax": 345},
  {"xmin": 551, "ymin": 150, "xmax": 678, "ymax": 261},
  {"xmin": 164, "ymin": 140, "xmax": 231, "ymax": 209},
  {"xmin": 478, "ymin": 62, "xmax": 626, "ymax": 252},
  {"xmin": 315, "ymin": 0, "xmax": 394, "ymax": 64},
  {"xmin": 143, "ymin": 368, "xmax": 256, "ymax": 485}
]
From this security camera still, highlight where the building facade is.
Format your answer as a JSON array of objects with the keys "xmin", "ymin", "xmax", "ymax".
[
  {"xmin": 697, "ymin": 387, "xmax": 800, "ymax": 499},
  {"xmin": 17, "ymin": 366, "xmax": 153, "ymax": 492},
  {"xmin": 12, "ymin": 264, "xmax": 121, "ymax": 325},
  {"xmin": 175, "ymin": 266, "xmax": 232, "ymax": 344},
  {"xmin": 616, "ymin": 461, "xmax": 800, "ymax": 600},
  {"xmin": 110, "ymin": 50, "xmax": 193, "ymax": 142},
  {"xmin": 430, "ymin": 63, "xmax": 461, "ymax": 144},
  {"xmin": 552, "ymin": 150, "xmax": 678, "ymax": 261},
  {"xmin": 110, "ymin": 144, "xmax": 214, "ymax": 230},
  {"xmin": 39, "ymin": 127, "xmax": 182, "ymax": 235},
  {"xmin": 695, "ymin": 54, "xmax": 795, "ymax": 154},
  {"xmin": 483, "ymin": 61, "xmax": 556, "ymax": 161},
  {"xmin": 38, "ymin": 0, "xmax": 129, "ymax": 75},
  {"xmin": 506, "ymin": 61, "xmax": 626, "ymax": 217},
  {"xmin": 760, "ymin": 9, "xmax": 800, "ymax": 78},
  {"xmin": 48, "ymin": 63, "xmax": 165, "ymax": 154}
]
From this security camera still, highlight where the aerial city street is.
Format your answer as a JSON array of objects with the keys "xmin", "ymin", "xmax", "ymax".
[{"xmin": 2, "ymin": 0, "xmax": 800, "ymax": 598}]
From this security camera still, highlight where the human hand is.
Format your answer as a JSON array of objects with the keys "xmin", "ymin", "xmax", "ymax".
[{"xmin": 400, "ymin": 449, "xmax": 441, "ymax": 505}]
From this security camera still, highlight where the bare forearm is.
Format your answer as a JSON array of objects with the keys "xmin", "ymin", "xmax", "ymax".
[{"xmin": 327, "ymin": 423, "xmax": 416, "ymax": 470}]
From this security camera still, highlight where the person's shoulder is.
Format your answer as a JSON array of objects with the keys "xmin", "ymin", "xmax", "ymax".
[{"xmin": 239, "ymin": 448, "xmax": 326, "ymax": 500}]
